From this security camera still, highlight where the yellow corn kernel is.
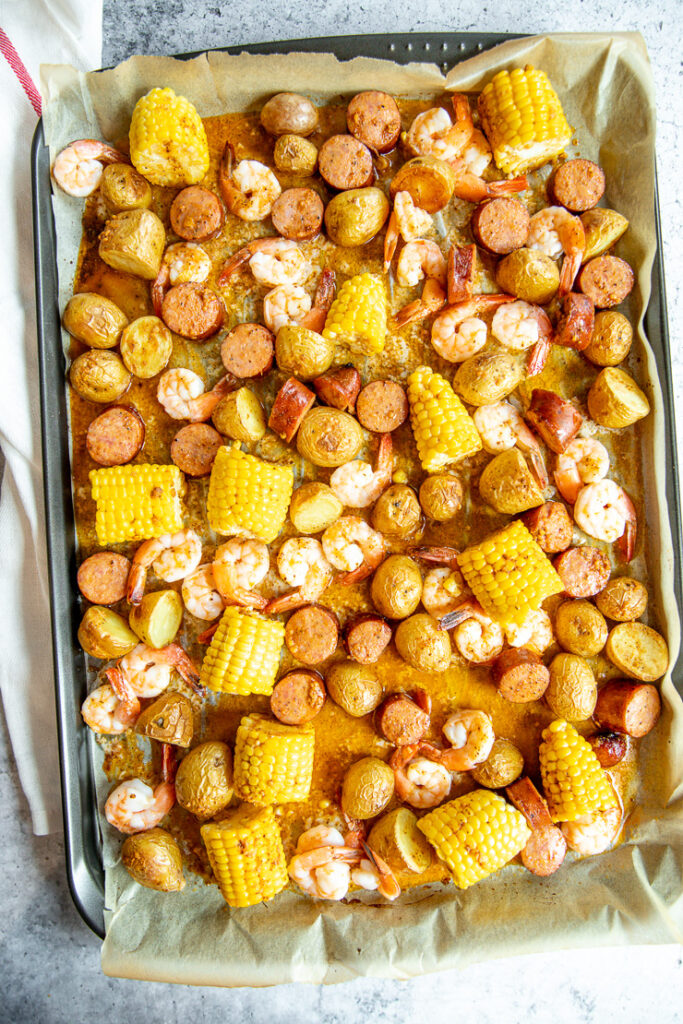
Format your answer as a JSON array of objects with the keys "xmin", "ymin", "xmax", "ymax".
[
  {"xmin": 233, "ymin": 714, "xmax": 315, "ymax": 805},
  {"xmin": 322, "ymin": 273, "xmax": 387, "ymax": 354},
  {"xmin": 418, "ymin": 790, "xmax": 530, "ymax": 889},
  {"xmin": 407, "ymin": 365, "xmax": 482, "ymax": 472},
  {"xmin": 89, "ymin": 464, "xmax": 185, "ymax": 545},
  {"xmin": 129, "ymin": 87, "xmax": 210, "ymax": 186},
  {"xmin": 478, "ymin": 66, "xmax": 573, "ymax": 175},
  {"xmin": 207, "ymin": 443, "xmax": 293, "ymax": 543},
  {"xmin": 201, "ymin": 804, "xmax": 288, "ymax": 908},
  {"xmin": 539, "ymin": 719, "xmax": 619, "ymax": 823},
  {"xmin": 200, "ymin": 607, "xmax": 284, "ymax": 696}
]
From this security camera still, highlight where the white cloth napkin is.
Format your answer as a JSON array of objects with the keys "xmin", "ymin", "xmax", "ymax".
[{"xmin": 0, "ymin": 0, "xmax": 102, "ymax": 834}]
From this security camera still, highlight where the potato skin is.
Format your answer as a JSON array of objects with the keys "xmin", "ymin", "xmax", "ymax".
[
  {"xmin": 371, "ymin": 485, "xmax": 422, "ymax": 539},
  {"xmin": 70, "ymin": 349, "xmax": 131, "ymax": 403},
  {"xmin": 587, "ymin": 367, "xmax": 650, "ymax": 429},
  {"xmin": 120, "ymin": 315, "xmax": 173, "ymax": 378},
  {"xmin": 496, "ymin": 248, "xmax": 560, "ymax": 304},
  {"xmin": 273, "ymin": 134, "xmax": 318, "ymax": 174},
  {"xmin": 545, "ymin": 653, "xmax": 598, "ymax": 721},
  {"xmin": 121, "ymin": 828, "xmax": 185, "ymax": 892},
  {"xmin": 371, "ymin": 555, "xmax": 423, "ymax": 619},
  {"xmin": 261, "ymin": 93, "xmax": 318, "ymax": 136},
  {"xmin": 324, "ymin": 187, "xmax": 389, "ymax": 247},
  {"xmin": 454, "ymin": 351, "xmax": 523, "ymax": 406},
  {"xmin": 580, "ymin": 208, "xmax": 629, "ymax": 261},
  {"xmin": 297, "ymin": 407, "xmax": 364, "ymax": 467},
  {"xmin": 395, "ymin": 613, "xmax": 452, "ymax": 672},
  {"xmin": 554, "ymin": 600, "xmax": 608, "ymax": 657},
  {"xmin": 341, "ymin": 756, "xmax": 394, "ymax": 819},
  {"xmin": 99, "ymin": 208, "xmax": 166, "ymax": 280},
  {"xmin": 584, "ymin": 311, "xmax": 633, "ymax": 367},
  {"xmin": 275, "ymin": 325, "xmax": 335, "ymax": 380},
  {"xmin": 389, "ymin": 156, "xmax": 456, "ymax": 213},
  {"xmin": 135, "ymin": 692, "xmax": 194, "ymax": 746},
  {"xmin": 479, "ymin": 448, "xmax": 544, "ymax": 514},
  {"xmin": 289, "ymin": 482, "xmax": 343, "ymax": 534},
  {"xmin": 605, "ymin": 622, "xmax": 669, "ymax": 682},
  {"xmin": 212, "ymin": 387, "xmax": 266, "ymax": 443},
  {"xmin": 63, "ymin": 292, "xmax": 128, "ymax": 349},
  {"xmin": 470, "ymin": 738, "xmax": 524, "ymax": 788},
  {"xmin": 595, "ymin": 577, "xmax": 648, "ymax": 622},
  {"xmin": 418, "ymin": 474, "xmax": 463, "ymax": 521},
  {"xmin": 367, "ymin": 807, "xmax": 432, "ymax": 873},
  {"xmin": 101, "ymin": 162, "xmax": 152, "ymax": 213},
  {"xmin": 175, "ymin": 741, "xmax": 233, "ymax": 819},
  {"xmin": 78, "ymin": 606, "xmax": 138, "ymax": 660},
  {"xmin": 326, "ymin": 661, "xmax": 383, "ymax": 717}
]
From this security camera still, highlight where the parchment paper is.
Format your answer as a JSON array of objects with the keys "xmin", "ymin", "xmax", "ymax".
[{"xmin": 40, "ymin": 33, "xmax": 683, "ymax": 986}]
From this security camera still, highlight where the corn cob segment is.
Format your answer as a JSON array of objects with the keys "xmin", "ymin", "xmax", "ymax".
[
  {"xmin": 201, "ymin": 804, "xmax": 288, "ymax": 907},
  {"xmin": 539, "ymin": 719, "xmax": 619, "ymax": 823},
  {"xmin": 233, "ymin": 714, "xmax": 315, "ymax": 805},
  {"xmin": 200, "ymin": 607, "xmax": 284, "ymax": 695},
  {"xmin": 89, "ymin": 464, "xmax": 185, "ymax": 545},
  {"xmin": 407, "ymin": 365, "xmax": 482, "ymax": 472},
  {"xmin": 322, "ymin": 273, "xmax": 387, "ymax": 354},
  {"xmin": 207, "ymin": 443, "xmax": 294, "ymax": 542},
  {"xmin": 418, "ymin": 790, "xmax": 530, "ymax": 889},
  {"xmin": 458, "ymin": 519, "xmax": 563, "ymax": 625},
  {"xmin": 129, "ymin": 87, "xmax": 210, "ymax": 186},
  {"xmin": 478, "ymin": 66, "xmax": 573, "ymax": 176}
]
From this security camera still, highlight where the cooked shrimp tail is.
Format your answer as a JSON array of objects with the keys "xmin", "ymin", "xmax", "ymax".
[
  {"xmin": 151, "ymin": 262, "xmax": 171, "ymax": 317},
  {"xmin": 616, "ymin": 490, "xmax": 637, "ymax": 562},
  {"xmin": 447, "ymin": 243, "xmax": 476, "ymax": 303},
  {"xmin": 449, "ymin": 158, "xmax": 528, "ymax": 203},
  {"xmin": 394, "ymin": 277, "xmax": 446, "ymax": 327},
  {"xmin": 161, "ymin": 742, "xmax": 177, "ymax": 784},
  {"xmin": 104, "ymin": 666, "xmax": 141, "ymax": 725},
  {"xmin": 527, "ymin": 336, "xmax": 552, "ymax": 376},
  {"xmin": 361, "ymin": 842, "xmax": 401, "ymax": 901},
  {"xmin": 383, "ymin": 210, "xmax": 399, "ymax": 271},
  {"xmin": 301, "ymin": 268, "xmax": 336, "ymax": 332},
  {"xmin": 411, "ymin": 545, "xmax": 461, "ymax": 569},
  {"xmin": 198, "ymin": 622, "xmax": 220, "ymax": 644}
]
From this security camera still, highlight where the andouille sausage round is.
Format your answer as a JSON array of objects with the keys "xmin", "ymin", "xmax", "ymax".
[
  {"xmin": 356, "ymin": 380, "xmax": 409, "ymax": 433},
  {"xmin": 548, "ymin": 159, "xmax": 605, "ymax": 213},
  {"xmin": 525, "ymin": 389, "xmax": 583, "ymax": 454},
  {"xmin": 220, "ymin": 323, "xmax": 274, "ymax": 378},
  {"xmin": 376, "ymin": 694, "xmax": 429, "ymax": 746},
  {"xmin": 77, "ymin": 552, "xmax": 131, "ymax": 605},
  {"xmin": 85, "ymin": 405, "xmax": 145, "ymax": 466},
  {"xmin": 270, "ymin": 669, "xmax": 326, "ymax": 724},
  {"xmin": 491, "ymin": 647, "xmax": 550, "ymax": 703},
  {"xmin": 268, "ymin": 377, "xmax": 315, "ymax": 442},
  {"xmin": 588, "ymin": 731, "xmax": 628, "ymax": 767},
  {"xmin": 554, "ymin": 293, "xmax": 595, "ymax": 351},
  {"xmin": 169, "ymin": 186, "xmax": 224, "ymax": 241},
  {"xmin": 521, "ymin": 501, "xmax": 573, "ymax": 554},
  {"xmin": 284, "ymin": 604, "xmax": 339, "ymax": 665},
  {"xmin": 271, "ymin": 187, "xmax": 324, "ymax": 241},
  {"xmin": 318, "ymin": 135, "xmax": 374, "ymax": 191},
  {"xmin": 161, "ymin": 283, "xmax": 224, "ymax": 340},
  {"xmin": 554, "ymin": 546, "xmax": 611, "ymax": 598},
  {"xmin": 471, "ymin": 197, "xmax": 530, "ymax": 255},
  {"xmin": 593, "ymin": 679, "xmax": 661, "ymax": 738},
  {"xmin": 345, "ymin": 613, "xmax": 392, "ymax": 664},
  {"xmin": 313, "ymin": 366, "xmax": 362, "ymax": 413},
  {"xmin": 170, "ymin": 423, "xmax": 223, "ymax": 477},
  {"xmin": 578, "ymin": 255, "xmax": 634, "ymax": 309},
  {"xmin": 346, "ymin": 91, "xmax": 401, "ymax": 153}
]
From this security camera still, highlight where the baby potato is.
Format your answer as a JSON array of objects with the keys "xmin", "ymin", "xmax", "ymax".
[
  {"xmin": 389, "ymin": 156, "xmax": 456, "ymax": 213},
  {"xmin": 454, "ymin": 351, "xmax": 523, "ymax": 406},
  {"xmin": 261, "ymin": 92, "xmax": 318, "ymax": 136},
  {"xmin": 121, "ymin": 828, "xmax": 185, "ymax": 892},
  {"xmin": 371, "ymin": 484, "xmax": 422, "ymax": 539},
  {"xmin": 129, "ymin": 589, "xmax": 183, "ymax": 649},
  {"xmin": 212, "ymin": 387, "xmax": 266, "ymax": 443},
  {"xmin": 99, "ymin": 208, "xmax": 166, "ymax": 280},
  {"xmin": 100, "ymin": 162, "xmax": 152, "ymax": 212},
  {"xmin": 341, "ymin": 756, "xmax": 394, "ymax": 820},
  {"xmin": 470, "ymin": 738, "xmax": 524, "ymax": 789},
  {"xmin": 62, "ymin": 292, "xmax": 128, "ymax": 349},
  {"xmin": 175, "ymin": 741, "xmax": 233, "ymax": 819},
  {"xmin": 119, "ymin": 315, "xmax": 173, "ymax": 378},
  {"xmin": 580, "ymin": 208, "xmax": 629, "ymax": 262},
  {"xmin": 606, "ymin": 622, "xmax": 669, "ymax": 681},
  {"xmin": 289, "ymin": 482, "xmax": 343, "ymax": 534},
  {"xmin": 584, "ymin": 311, "xmax": 633, "ymax": 367},
  {"xmin": 325, "ymin": 661, "xmax": 383, "ymax": 717},
  {"xmin": 395, "ymin": 613, "xmax": 452, "ymax": 673},
  {"xmin": 419, "ymin": 473, "xmax": 463, "ymax": 521},
  {"xmin": 587, "ymin": 367, "xmax": 650, "ymax": 429},
  {"xmin": 70, "ymin": 349, "xmax": 131, "ymax": 403},
  {"xmin": 78, "ymin": 605, "xmax": 138, "ymax": 660},
  {"xmin": 371, "ymin": 555, "xmax": 423, "ymax": 619},
  {"xmin": 546, "ymin": 653, "xmax": 598, "ymax": 721},
  {"xmin": 478, "ymin": 448, "xmax": 544, "ymax": 514},
  {"xmin": 367, "ymin": 807, "xmax": 432, "ymax": 873},
  {"xmin": 275, "ymin": 324, "xmax": 334, "ymax": 380},
  {"xmin": 273, "ymin": 134, "xmax": 318, "ymax": 175},
  {"xmin": 297, "ymin": 407, "xmax": 363, "ymax": 467},
  {"xmin": 324, "ymin": 187, "xmax": 390, "ymax": 247},
  {"xmin": 135, "ymin": 692, "xmax": 194, "ymax": 747},
  {"xmin": 595, "ymin": 577, "xmax": 648, "ymax": 622},
  {"xmin": 554, "ymin": 600, "xmax": 608, "ymax": 657},
  {"xmin": 496, "ymin": 248, "xmax": 560, "ymax": 304}
]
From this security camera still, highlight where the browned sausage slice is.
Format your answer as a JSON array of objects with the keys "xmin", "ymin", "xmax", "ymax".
[
  {"xmin": 170, "ymin": 186, "xmax": 224, "ymax": 241},
  {"xmin": 471, "ymin": 197, "xmax": 530, "ymax": 255},
  {"xmin": 284, "ymin": 604, "xmax": 339, "ymax": 665},
  {"xmin": 377, "ymin": 694, "xmax": 430, "ymax": 746},
  {"xmin": 491, "ymin": 647, "xmax": 550, "ymax": 703},
  {"xmin": 554, "ymin": 293, "xmax": 595, "ymax": 351},
  {"xmin": 549, "ymin": 159, "xmax": 605, "ymax": 212},
  {"xmin": 345, "ymin": 613, "xmax": 392, "ymax": 664},
  {"xmin": 593, "ymin": 679, "xmax": 661, "ymax": 737},
  {"xmin": 554, "ymin": 546, "xmax": 611, "ymax": 598},
  {"xmin": 448, "ymin": 244, "xmax": 476, "ymax": 303},
  {"xmin": 270, "ymin": 669, "xmax": 326, "ymax": 724},
  {"xmin": 346, "ymin": 91, "xmax": 401, "ymax": 153},
  {"xmin": 268, "ymin": 377, "xmax": 315, "ymax": 442},
  {"xmin": 271, "ymin": 188, "xmax": 324, "ymax": 241},
  {"xmin": 318, "ymin": 135, "xmax": 374, "ymax": 191},
  {"xmin": 525, "ymin": 389, "xmax": 583, "ymax": 454},
  {"xmin": 521, "ymin": 824, "xmax": 567, "ymax": 876},
  {"xmin": 356, "ymin": 380, "xmax": 408, "ymax": 433},
  {"xmin": 313, "ymin": 365, "xmax": 362, "ymax": 413},
  {"xmin": 578, "ymin": 256, "xmax": 634, "ymax": 309},
  {"xmin": 77, "ymin": 552, "xmax": 131, "ymax": 605},
  {"xmin": 521, "ymin": 501, "xmax": 573, "ymax": 554},
  {"xmin": 587, "ymin": 731, "xmax": 628, "ymax": 767},
  {"xmin": 506, "ymin": 777, "xmax": 553, "ymax": 829},
  {"xmin": 86, "ymin": 406, "xmax": 145, "ymax": 466},
  {"xmin": 161, "ymin": 283, "xmax": 224, "ymax": 340},
  {"xmin": 170, "ymin": 423, "xmax": 223, "ymax": 476},
  {"xmin": 220, "ymin": 323, "xmax": 274, "ymax": 378}
]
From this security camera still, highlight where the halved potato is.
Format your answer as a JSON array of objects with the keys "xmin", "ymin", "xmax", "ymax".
[
  {"xmin": 587, "ymin": 367, "xmax": 650, "ymax": 429},
  {"xmin": 368, "ymin": 807, "xmax": 432, "ymax": 873},
  {"xmin": 120, "ymin": 316, "xmax": 173, "ymax": 378},
  {"xmin": 289, "ymin": 482, "xmax": 343, "ymax": 534},
  {"xmin": 212, "ymin": 387, "xmax": 266, "ymax": 443},
  {"xmin": 78, "ymin": 606, "xmax": 138, "ymax": 659},
  {"xmin": 606, "ymin": 622, "xmax": 669, "ymax": 681},
  {"xmin": 99, "ymin": 208, "xmax": 166, "ymax": 280},
  {"xmin": 389, "ymin": 156, "xmax": 456, "ymax": 213},
  {"xmin": 129, "ymin": 590, "xmax": 183, "ymax": 649}
]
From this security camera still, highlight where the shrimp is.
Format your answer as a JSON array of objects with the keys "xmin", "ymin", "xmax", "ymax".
[
  {"xmin": 212, "ymin": 538, "xmax": 269, "ymax": 610},
  {"xmin": 117, "ymin": 643, "xmax": 201, "ymax": 698},
  {"xmin": 218, "ymin": 237, "xmax": 311, "ymax": 287},
  {"xmin": 52, "ymin": 139, "xmax": 125, "ymax": 197},
  {"xmin": 104, "ymin": 777, "xmax": 175, "ymax": 835},
  {"xmin": 262, "ymin": 268, "xmax": 335, "ymax": 334},
  {"xmin": 390, "ymin": 745, "xmax": 452, "ymax": 809},
  {"xmin": 265, "ymin": 538, "xmax": 333, "ymax": 613},
  {"xmin": 461, "ymin": 129, "xmax": 492, "ymax": 176},
  {"xmin": 322, "ymin": 516, "xmax": 386, "ymax": 585},
  {"xmin": 561, "ymin": 803, "xmax": 622, "ymax": 856},
  {"xmin": 491, "ymin": 300, "xmax": 553, "ymax": 353},
  {"xmin": 330, "ymin": 433, "xmax": 393, "ymax": 508},
  {"xmin": 396, "ymin": 240, "xmax": 447, "ymax": 289},
  {"xmin": 573, "ymin": 479, "xmax": 637, "ymax": 560},
  {"xmin": 554, "ymin": 438, "xmax": 610, "ymax": 504},
  {"xmin": 505, "ymin": 609, "xmax": 554, "ymax": 655},
  {"xmin": 181, "ymin": 564, "xmax": 225, "ymax": 621},
  {"xmin": 218, "ymin": 143, "xmax": 281, "ymax": 222},
  {"xmin": 393, "ymin": 277, "xmax": 447, "ymax": 328},
  {"xmin": 157, "ymin": 369, "xmax": 233, "ymax": 422},
  {"xmin": 439, "ymin": 709, "xmax": 495, "ymax": 770},
  {"xmin": 449, "ymin": 602, "xmax": 505, "ymax": 663},
  {"xmin": 352, "ymin": 845, "xmax": 401, "ymax": 901},
  {"xmin": 527, "ymin": 206, "xmax": 585, "ymax": 296},
  {"xmin": 473, "ymin": 400, "xmax": 548, "ymax": 489},
  {"xmin": 151, "ymin": 243, "xmax": 212, "ymax": 316},
  {"xmin": 127, "ymin": 529, "xmax": 203, "ymax": 604},
  {"xmin": 430, "ymin": 294, "xmax": 514, "ymax": 363},
  {"xmin": 81, "ymin": 682, "xmax": 138, "ymax": 735},
  {"xmin": 288, "ymin": 836, "xmax": 361, "ymax": 900},
  {"xmin": 421, "ymin": 567, "xmax": 469, "ymax": 618},
  {"xmin": 383, "ymin": 191, "xmax": 433, "ymax": 270},
  {"xmin": 449, "ymin": 157, "xmax": 528, "ymax": 203},
  {"xmin": 411, "ymin": 545, "xmax": 461, "ymax": 569},
  {"xmin": 404, "ymin": 94, "xmax": 474, "ymax": 161}
]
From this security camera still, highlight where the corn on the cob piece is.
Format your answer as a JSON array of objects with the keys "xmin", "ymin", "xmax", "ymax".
[
  {"xmin": 407, "ymin": 365, "xmax": 482, "ymax": 472},
  {"xmin": 322, "ymin": 273, "xmax": 387, "ymax": 354},
  {"xmin": 233, "ymin": 713, "xmax": 315, "ymax": 805},
  {"xmin": 200, "ymin": 607, "xmax": 284, "ymax": 696},
  {"xmin": 539, "ymin": 719, "xmax": 619, "ymax": 823},
  {"xmin": 418, "ymin": 790, "xmax": 530, "ymax": 889},
  {"xmin": 201, "ymin": 804, "xmax": 288, "ymax": 907},
  {"xmin": 458, "ymin": 519, "xmax": 563, "ymax": 625},
  {"xmin": 89, "ymin": 464, "xmax": 185, "ymax": 545},
  {"xmin": 129, "ymin": 87, "xmax": 210, "ymax": 187},
  {"xmin": 478, "ymin": 66, "xmax": 573, "ymax": 176},
  {"xmin": 207, "ymin": 443, "xmax": 293, "ymax": 543}
]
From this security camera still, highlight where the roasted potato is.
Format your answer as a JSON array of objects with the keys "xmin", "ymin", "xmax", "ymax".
[
  {"xmin": 470, "ymin": 738, "xmax": 524, "ymax": 789},
  {"xmin": 580, "ymin": 208, "xmax": 629, "ymax": 262},
  {"xmin": 135, "ymin": 692, "xmax": 194, "ymax": 746},
  {"xmin": 394, "ymin": 613, "xmax": 452, "ymax": 673},
  {"xmin": 496, "ymin": 248, "xmax": 560, "ymax": 304},
  {"xmin": 554, "ymin": 600, "xmax": 608, "ymax": 657},
  {"xmin": 584, "ymin": 311, "xmax": 633, "ymax": 367},
  {"xmin": 260, "ymin": 92, "xmax": 318, "ymax": 136},
  {"xmin": 296, "ymin": 407, "xmax": 363, "ymax": 467},
  {"xmin": 341, "ymin": 756, "xmax": 394, "ymax": 819},
  {"xmin": 324, "ymin": 187, "xmax": 390, "ymax": 247},
  {"xmin": 289, "ymin": 481, "xmax": 343, "ymax": 534},
  {"xmin": 371, "ymin": 555, "xmax": 423, "ymax": 619},
  {"xmin": 98, "ymin": 208, "xmax": 166, "ymax": 280},
  {"xmin": 418, "ymin": 474, "xmax": 463, "ymax": 521},
  {"xmin": 273, "ymin": 134, "xmax": 318, "ymax": 174},
  {"xmin": 62, "ymin": 292, "xmax": 128, "ymax": 349},
  {"xmin": 605, "ymin": 622, "xmax": 669, "ymax": 681},
  {"xmin": 595, "ymin": 577, "xmax": 648, "ymax": 622},
  {"xmin": 100, "ymin": 162, "xmax": 152, "ymax": 212},
  {"xmin": 69, "ymin": 349, "xmax": 131, "ymax": 403},
  {"xmin": 129, "ymin": 590, "xmax": 183, "ymax": 649},
  {"xmin": 367, "ymin": 808, "xmax": 432, "ymax": 873},
  {"xmin": 212, "ymin": 387, "xmax": 266, "ymax": 443},
  {"xmin": 389, "ymin": 156, "xmax": 456, "ymax": 213},
  {"xmin": 587, "ymin": 367, "xmax": 650, "ymax": 428},
  {"xmin": 325, "ymin": 661, "xmax": 383, "ymax": 717},
  {"xmin": 454, "ymin": 351, "xmax": 523, "ymax": 406},
  {"xmin": 119, "ymin": 315, "xmax": 173, "ymax": 378},
  {"xmin": 275, "ymin": 325, "xmax": 335, "ymax": 380},
  {"xmin": 78, "ymin": 605, "xmax": 138, "ymax": 659},
  {"xmin": 175, "ymin": 741, "xmax": 233, "ymax": 819},
  {"xmin": 478, "ymin": 448, "xmax": 544, "ymax": 514},
  {"xmin": 371, "ymin": 485, "xmax": 422, "ymax": 539},
  {"xmin": 121, "ymin": 828, "xmax": 185, "ymax": 892},
  {"xmin": 545, "ymin": 653, "xmax": 598, "ymax": 721}
]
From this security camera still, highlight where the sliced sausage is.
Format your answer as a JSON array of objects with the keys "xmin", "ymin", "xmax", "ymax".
[
  {"xmin": 284, "ymin": 604, "xmax": 339, "ymax": 665},
  {"xmin": 593, "ymin": 679, "xmax": 661, "ymax": 738},
  {"xmin": 346, "ymin": 91, "xmax": 401, "ymax": 153},
  {"xmin": 220, "ymin": 323, "xmax": 274, "ymax": 378},
  {"xmin": 345, "ymin": 613, "xmax": 392, "ymax": 664},
  {"xmin": 554, "ymin": 293, "xmax": 595, "ymax": 351},
  {"xmin": 270, "ymin": 669, "xmax": 326, "ymax": 724},
  {"xmin": 356, "ymin": 380, "xmax": 408, "ymax": 433},
  {"xmin": 448, "ymin": 243, "xmax": 476, "ymax": 303},
  {"xmin": 161, "ymin": 283, "xmax": 224, "ymax": 340},
  {"xmin": 268, "ymin": 377, "xmax": 315, "ymax": 442},
  {"xmin": 271, "ymin": 187, "xmax": 324, "ymax": 241},
  {"xmin": 318, "ymin": 135, "xmax": 374, "ymax": 191},
  {"xmin": 377, "ymin": 694, "xmax": 429, "ymax": 746},
  {"xmin": 491, "ymin": 647, "xmax": 550, "ymax": 703},
  {"xmin": 313, "ymin": 365, "xmax": 361, "ymax": 413},
  {"xmin": 471, "ymin": 197, "xmax": 530, "ymax": 255},
  {"xmin": 170, "ymin": 186, "xmax": 224, "ymax": 241},
  {"xmin": 521, "ymin": 823, "xmax": 567, "ymax": 876},
  {"xmin": 86, "ymin": 406, "xmax": 145, "ymax": 466},
  {"xmin": 548, "ymin": 159, "xmax": 605, "ymax": 213},
  {"xmin": 506, "ymin": 777, "xmax": 553, "ymax": 830},
  {"xmin": 77, "ymin": 551, "xmax": 131, "ymax": 605},
  {"xmin": 587, "ymin": 731, "xmax": 628, "ymax": 767},
  {"xmin": 525, "ymin": 389, "xmax": 583, "ymax": 454},
  {"xmin": 170, "ymin": 423, "xmax": 223, "ymax": 476},
  {"xmin": 554, "ymin": 546, "xmax": 611, "ymax": 598},
  {"xmin": 578, "ymin": 256, "xmax": 634, "ymax": 309},
  {"xmin": 521, "ymin": 501, "xmax": 573, "ymax": 554}
]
